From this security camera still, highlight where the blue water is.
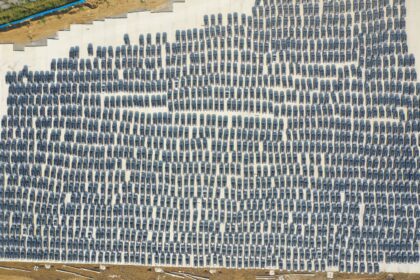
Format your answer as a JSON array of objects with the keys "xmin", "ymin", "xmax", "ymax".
[{"xmin": 0, "ymin": 0, "xmax": 86, "ymax": 30}]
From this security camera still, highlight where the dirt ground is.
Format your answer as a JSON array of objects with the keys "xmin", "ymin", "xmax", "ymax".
[
  {"xmin": 0, "ymin": 262, "xmax": 419, "ymax": 280},
  {"xmin": 0, "ymin": 0, "xmax": 170, "ymax": 45}
]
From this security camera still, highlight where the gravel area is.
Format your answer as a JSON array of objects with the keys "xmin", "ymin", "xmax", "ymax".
[{"xmin": 0, "ymin": 0, "xmax": 34, "ymax": 11}]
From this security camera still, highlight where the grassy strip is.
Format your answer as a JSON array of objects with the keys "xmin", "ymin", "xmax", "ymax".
[{"xmin": 0, "ymin": 0, "xmax": 76, "ymax": 25}]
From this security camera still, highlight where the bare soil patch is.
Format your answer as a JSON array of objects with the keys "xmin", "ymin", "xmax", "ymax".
[{"xmin": 0, "ymin": 262, "xmax": 419, "ymax": 280}]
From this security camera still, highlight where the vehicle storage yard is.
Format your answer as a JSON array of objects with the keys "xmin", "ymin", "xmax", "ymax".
[{"xmin": 0, "ymin": 0, "xmax": 420, "ymax": 280}]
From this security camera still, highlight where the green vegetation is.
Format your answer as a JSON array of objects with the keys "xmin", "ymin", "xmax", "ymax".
[{"xmin": 0, "ymin": 0, "xmax": 76, "ymax": 26}]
